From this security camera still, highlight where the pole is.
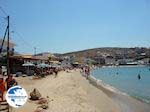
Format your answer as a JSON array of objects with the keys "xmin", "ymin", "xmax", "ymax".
[
  {"xmin": 34, "ymin": 47, "xmax": 36, "ymax": 56},
  {"xmin": 7, "ymin": 16, "xmax": 10, "ymax": 76},
  {"xmin": 34, "ymin": 47, "xmax": 37, "ymax": 65},
  {"xmin": 0, "ymin": 26, "xmax": 8, "ymax": 53}
]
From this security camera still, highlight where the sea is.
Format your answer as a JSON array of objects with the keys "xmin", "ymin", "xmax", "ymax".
[{"xmin": 91, "ymin": 66, "xmax": 150, "ymax": 104}]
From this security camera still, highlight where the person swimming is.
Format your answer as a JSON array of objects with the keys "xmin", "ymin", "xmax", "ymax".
[{"xmin": 138, "ymin": 74, "xmax": 141, "ymax": 80}]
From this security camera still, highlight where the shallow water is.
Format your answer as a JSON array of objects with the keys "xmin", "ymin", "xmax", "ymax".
[{"xmin": 91, "ymin": 66, "xmax": 150, "ymax": 103}]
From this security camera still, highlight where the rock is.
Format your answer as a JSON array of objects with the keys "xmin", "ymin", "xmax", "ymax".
[
  {"xmin": 37, "ymin": 97, "xmax": 49, "ymax": 110},
  {"xmin": 34, "ymin": 107, "xmax": 44, "ymax": 112},
  {"xmin": 30, "ymin": 88, "xmax": 41, "ymax": 100},
  {"xmin": 38, "ymin": 103, "xmax": 49, "ymax": 110},
  {"xmin": 37, "ymin": 98, "xmax": 48, "ymax": 104}
]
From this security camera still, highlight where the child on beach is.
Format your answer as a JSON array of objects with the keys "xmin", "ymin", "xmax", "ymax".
[{"xmin": 5, "ymin": 74, "xmax": 18, "ymax": 90}]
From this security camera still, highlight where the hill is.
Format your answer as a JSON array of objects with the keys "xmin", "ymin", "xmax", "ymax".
[{"xmin": 60, "ymin": 47, "xmax": 150, "ymax": 62}]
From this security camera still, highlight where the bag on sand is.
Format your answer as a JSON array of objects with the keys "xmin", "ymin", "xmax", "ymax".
[{"xmin": 30, "ymin": 88, "xmax": 41, "ymax": 100}]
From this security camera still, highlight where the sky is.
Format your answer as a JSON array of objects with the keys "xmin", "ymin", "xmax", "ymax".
[{"xmin": 0, "ymin": 0, "xmax": 150, "ymax": 54}]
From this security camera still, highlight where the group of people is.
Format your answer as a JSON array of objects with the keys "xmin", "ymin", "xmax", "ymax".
[
  {"xmin": 81, "ymin": 66, "xmax": 90, "ymax": 79},
  {"xmin": 35, "ymin": 67, "xmax": 59, "ymax": 78},
  {"xmin": 0, "ymin": 67, "xmax": 18, "ymax": 101}
]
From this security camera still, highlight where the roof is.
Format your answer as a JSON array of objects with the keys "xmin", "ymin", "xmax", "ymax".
[
  {"xmin": 49, "ymin": 61, "xmax": 61, "ymax": 64},
  {"xmin": 73, "ymin": 62, "xmax": 82, "ymax": 65},
  {"xmin": 9, "ymin": 55, "xmax": 47, "ymax": 61}
]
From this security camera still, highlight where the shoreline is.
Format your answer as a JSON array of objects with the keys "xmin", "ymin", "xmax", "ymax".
[
  {"xmin": 91, "ymin": 65, "xmax": 150, "ymax": 104},
  {"xmin": 90, "ymin": 65, "xmax": 150, "ymax": 104},
  {"xmin": 88, "ymin": 75, "xmax": 150, "ymax": 112},
  {"xmin": 99, "ymin": 64, "xmax": 148, "ymax": 68},
  {"xmin": 90, "ymin": 75, "xmax": 150, "ymax": 104}
]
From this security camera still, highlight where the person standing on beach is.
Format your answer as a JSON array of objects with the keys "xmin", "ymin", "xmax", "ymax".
[
  {"xmin": 35, "ymin": 67, "xmax": 40, "ymax": 76},
  {"xmin": 84, "ymin": 66, "xmax": 90, "ymax": 79},
  {"xmin": 0, "ymin": 67, "xmax": 6, "ymax": 101},
  {"xmin": 0, "ymin": 77, "xmax": 5, "ymax": 101},
  {"xmin": 80, "ymin": 67, "xmax": 84, "ymax": 74},
  {"xmin": 54, "ymin": 68, "xmax": 58, "ymax": 78},
  {"xmin": 86, "ymin": 67, "xmax": 90, "ymax": 79},
  {"xmin": 5, "ymin": 75, "xmax": 18, "ymax": 90}
]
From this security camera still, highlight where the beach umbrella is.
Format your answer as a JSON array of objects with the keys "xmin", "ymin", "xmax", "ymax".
[
  {"xmin": 51, "ymin": 63, "xmax": 58, "ymax": 68},
  {"xmin": 37, "ymin": 63, "xmax": 50, "ymax": 68},
  {"xmin": 22, "ymin": 62, "xmax": 35, "ymax": 67},
  {"xmin": 52, "ymin": 64, "xmax": 62, "ymax": 68},
  {"xmin": 47, "ymin": 64, "xmax": 52, "ymax": 67},
  {"xmin": 22, "ymin": 62, "xmax": 35, "ymax": 75},
  {"xmin": 37, "ymin": 63, "xmax": 51, "ymax": 74}
]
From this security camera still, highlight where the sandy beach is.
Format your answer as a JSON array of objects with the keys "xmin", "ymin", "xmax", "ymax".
[{"xmin": 11, "ymin": 70, "xmax": 150, "ymax": 112}]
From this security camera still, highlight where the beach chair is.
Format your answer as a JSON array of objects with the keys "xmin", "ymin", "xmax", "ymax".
[{"xmin": 0, "ymin": 100, "xmax": 9, "ymax": 112}]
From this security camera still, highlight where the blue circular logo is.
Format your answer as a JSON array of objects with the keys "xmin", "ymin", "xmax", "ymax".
[{"xmin": 6, "ymin": 86, "xmax": 28, "ymax": 108}]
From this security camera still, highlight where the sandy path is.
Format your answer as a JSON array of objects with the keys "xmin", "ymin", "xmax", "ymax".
[{"xmin": 12, "ymin": 70, "xmax": 120, "ymax": 112}]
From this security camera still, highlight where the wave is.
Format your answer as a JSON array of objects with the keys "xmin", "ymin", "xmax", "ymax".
[{"xmin": 132, "ymin": 94, "xmax": 150, "ymax": 104}]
